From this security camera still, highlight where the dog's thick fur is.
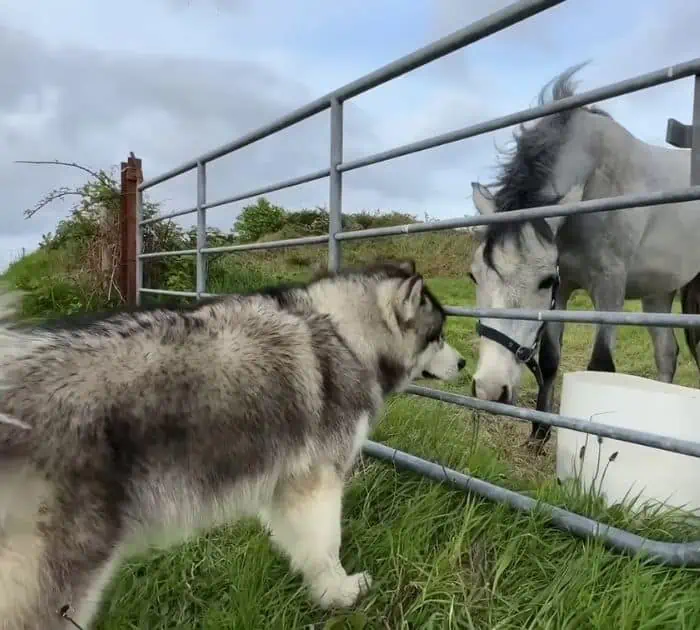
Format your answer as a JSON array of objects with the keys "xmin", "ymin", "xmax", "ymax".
[{"xmin": 0, "ymin": 261, "xmax": 465, "ymax": 629}]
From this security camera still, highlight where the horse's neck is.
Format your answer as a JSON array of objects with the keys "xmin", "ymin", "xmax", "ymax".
[{"xmin": 594, "ymin": 114, "xmax": 690, "ymax": 191}]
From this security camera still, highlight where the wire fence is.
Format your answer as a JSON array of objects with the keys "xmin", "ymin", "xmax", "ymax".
[{"xmin": 131, "ymin": 0, "xmax": 700, "ymax": 566}]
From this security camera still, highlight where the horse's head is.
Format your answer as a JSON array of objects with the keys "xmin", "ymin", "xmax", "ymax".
[
  {"xmin": 466, "ymin": 63, "xmax": 615, "ymax": 405},
  {"xmin": 469, "ymin": 184, "xmax": 585, "ymax": 403}
]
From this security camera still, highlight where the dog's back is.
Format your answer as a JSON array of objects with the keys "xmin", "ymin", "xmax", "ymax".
[
  {"xmin": 0, "ymin": 288, "xmax": 375, "ymax": 628},
  {"xmin": 0, "ymin": 262, "xmax": 465, "ymax": 628}
]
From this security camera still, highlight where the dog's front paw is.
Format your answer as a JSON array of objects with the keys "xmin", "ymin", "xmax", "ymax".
[{"xmin": 313, "ymin": 571, "xmax": 372, "ymax": 609}]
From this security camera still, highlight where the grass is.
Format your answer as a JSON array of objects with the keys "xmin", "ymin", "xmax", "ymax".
[
  {"xmin": 5, "ymin": 236, "xmax": 700, "ymax": 629},
  {"xmin": 95, "ymin": 279, "xmax": 700, "ymax": 630}
]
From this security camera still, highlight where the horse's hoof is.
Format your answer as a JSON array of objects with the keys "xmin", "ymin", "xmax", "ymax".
[{"xmin": 523, "ymin": 437, "xmax": 548, "ymax": 456}]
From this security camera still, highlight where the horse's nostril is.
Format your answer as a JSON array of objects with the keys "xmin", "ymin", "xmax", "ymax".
[
  {"xmin": 457, "ymin": 358, "xmax": 466, "ymax": 371},
  {"xmin": 471, "ymin": 380, "xmax": 477, "ymax": 397},
  {"xmin": 498, "ymin": 385, "xmax": 510, "ymax": 404}
]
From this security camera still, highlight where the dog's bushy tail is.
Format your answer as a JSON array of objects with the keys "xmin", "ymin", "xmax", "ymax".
[{"xmin": 0, "ymin": 288, "xmax": 32, "ymax": 429}]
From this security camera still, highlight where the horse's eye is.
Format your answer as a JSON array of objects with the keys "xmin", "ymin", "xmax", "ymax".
[
  {"xmin": 468, "ymin": 272, "xmax": 477, "ymax": 285},
  {"xmin": 538, "ymin": 275, "xmax": 557, "ymax": 290}
]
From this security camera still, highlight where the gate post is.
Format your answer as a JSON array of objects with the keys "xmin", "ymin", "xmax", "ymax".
[
  {"xmin": 692, "ymin": 75, "xmax": 700, "ymax": 186},
  {"xmin": 195, "ymin": 161, "xmax": 207, "ymax": 298},
  {"xmin": 328, "ymin": 98, "xmax": 344, "ymax": 272},
  {"xmin": 120, "ymin": 153, "xmax": 143, "ymax": 306}
]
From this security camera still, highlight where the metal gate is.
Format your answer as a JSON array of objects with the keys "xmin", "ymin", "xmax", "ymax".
[{"xmin": 133, "ymin": 0, "xmax": 700, "ymax": 566}]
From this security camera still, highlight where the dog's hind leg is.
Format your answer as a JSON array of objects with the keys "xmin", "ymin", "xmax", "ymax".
[
  {"xmin": 66, "ymin": 550, "xmax": 123, "ymax": 630},
  {"xmin": 0, "ymin": 528, "xmax": 54, "ymax": 630},
  {"xmin": 42, "ymin": 496, "xmax": 126, "ymax": 630},
  {"xmin": 0, "ymin": 496, "xmax": 124, "ymax": 630},
  {"xmin": 262, "ymin": 465, "xmax": 371, "ymax": 609},
  {"xmin": 0, "ymin": 468, "xmax": 58, "ymax": 630}
]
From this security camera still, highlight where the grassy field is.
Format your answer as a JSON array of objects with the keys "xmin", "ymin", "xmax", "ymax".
[
  {"xmin": 4, "ymin": 237, "xmax": 700, "ymax": 629},
  {"xmin": 93, "ymin": 275, "xmax": 700, "ymax": 630}
]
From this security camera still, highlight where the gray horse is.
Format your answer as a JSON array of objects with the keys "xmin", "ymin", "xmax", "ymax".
[{"xmin": 468, "ymin": 63, "xmax": 700, "ymax": 446}]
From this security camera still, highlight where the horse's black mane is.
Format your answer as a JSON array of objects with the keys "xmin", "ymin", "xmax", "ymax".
[{"xmin": 482, "ymin": 62, "xmax": 612, "ymax": 269}]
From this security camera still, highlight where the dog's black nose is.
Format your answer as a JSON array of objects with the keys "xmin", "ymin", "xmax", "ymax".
[{"xmin": 457, "ymin": 358, "xmax": 466, "ymax": 371}]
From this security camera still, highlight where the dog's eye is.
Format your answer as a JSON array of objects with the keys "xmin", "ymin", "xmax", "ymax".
[
  {"xmin": 538, "ymin": 275, "xmax": 557, "ymax": 290},
  {"xmin": 468, "ymin": 272, "xmax": 477, "ymax": 285}
]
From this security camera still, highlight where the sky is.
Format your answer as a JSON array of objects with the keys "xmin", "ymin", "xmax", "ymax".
[{"xmin": 0, "ymin": 0, "xmax": 698, "ymax": 271}]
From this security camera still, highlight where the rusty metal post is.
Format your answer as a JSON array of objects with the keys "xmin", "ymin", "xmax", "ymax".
[{"xmin": 120, "ymin": 154, "xmax": 143, "ymax": 305}]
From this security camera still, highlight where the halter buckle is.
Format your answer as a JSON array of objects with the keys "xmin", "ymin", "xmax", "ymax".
[{"xmin": 515, "ymin": 345, "xmax": 535, "ymax": 363}]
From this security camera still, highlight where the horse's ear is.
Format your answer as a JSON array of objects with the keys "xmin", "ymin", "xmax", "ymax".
[
  {"xmin": 545, "ymin": 184, "xmax": 584, "ymax": 235},
  {"xmin": 471, "ymin": 182, "xmax": 496, "ymax": 239},
  {"xmin": 471, "ymin": 182, "xmax": 496, "ymax": 215}
]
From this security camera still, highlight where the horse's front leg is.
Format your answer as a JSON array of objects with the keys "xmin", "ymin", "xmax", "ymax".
[
  {"xmin": 587, "ymin": 279, "xmax": 627, "ymax": 373},
  {"xmin": 641, "ymin": 292, "xmax": 678, "ymax": 383},
  {"xmin": 529, "ymin": 282, "xmax": 574, "ymax": 448}
]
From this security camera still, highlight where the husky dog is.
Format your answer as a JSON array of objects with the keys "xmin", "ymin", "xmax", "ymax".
[{"xmin": 0, "ymin": 260, "xmax": 465, "ymax": 630}]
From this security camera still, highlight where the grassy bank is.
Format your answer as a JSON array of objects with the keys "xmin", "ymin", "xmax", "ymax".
[{"xmin": 3, "ymin": 229, "xmax": 700, "ymax": 629}]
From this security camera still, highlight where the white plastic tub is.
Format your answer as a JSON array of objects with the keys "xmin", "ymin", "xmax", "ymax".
[{"xmin": 556, "ymin": 371, "xmax": 700, "ymax": 514}]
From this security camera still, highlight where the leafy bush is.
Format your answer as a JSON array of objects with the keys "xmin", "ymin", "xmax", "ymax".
[
  {"xmin": 284, "ymin": 207, "xmax": 330, "ymax": 235},
  {"xmin": 234, "ymin": 198, "xmax": 286, "ymax": 243},
  {"xmin": 3, "ymin": 168, "xmax": 476, "ymax": 322},
  {"xmin": 344, "ymin": 210, "xmax": 417, "ymax": 231},
  {"xmin": 233, "ymin": 199, "xmax": 418, "ymax": 242}
]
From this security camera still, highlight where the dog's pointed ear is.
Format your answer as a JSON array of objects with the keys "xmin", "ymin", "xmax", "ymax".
[
  {"xmin": 395, "ymin": 259, "xmax": 416, "ymax": 275},
  {"xmin": 396, "ymin": 275, "xmax": 424, "ymax": 321}
]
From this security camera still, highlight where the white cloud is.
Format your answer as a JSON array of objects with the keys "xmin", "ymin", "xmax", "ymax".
[{"xmin": 0, "ymin": 0, "xmax": 697, "ymax": 272}]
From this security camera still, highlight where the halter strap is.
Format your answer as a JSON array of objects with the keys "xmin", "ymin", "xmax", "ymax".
[
  {"xmin": 475, "ymin": 267, "xmax": 559, "ymax": 389},
  {"xmin": 475, "ymin": 321, "xmax": 545, "ymax": 386}
]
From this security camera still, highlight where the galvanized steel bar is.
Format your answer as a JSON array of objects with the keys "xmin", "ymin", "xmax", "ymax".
[
  {"xmin": 444, "ymin": 306, "xmax": 700, "ymax": 327},
  {"xmin": 135, "ymin": 189, "xmax": 144, "ymax": 306},
  {"xmin": 139, "ymin": 0, "xmax": 564, "ymax": 191},
  {"xmin": 405, "ymin": 385, "xmax": 700, "ymax": 459},
  {"xmin": 140, "ymin": 170, "xmax": 331, "ymax": 227},
  {"xmin": 336, "ymin": 185, "xmax": 700, "ymax": 240},
  {"xmin": 139, "ymin": 102, "xmax": 331, "ymax": 190},
  {"xmin": 339, "ymin": 59, "xmax": 700, "ymax": 173},
  {"xmin": 139, "ymin": 288, "xmax": 199, "ymax": 298},
  {"xmin": 143, "ymin": 178, "xmax": 700, "ymax": 231},
  {"xmin": 692, "ymin": 75, "xmax": 700, "ymax": 186},
  {"xmin": 196, "ymin": 162, "xmax": 207, "ymax": 297},
  {"xmin": 140, "ymin": 205, "xmax": 198, "ymax": 226},
  {"xmin": 362, "ymin": 441, "xmax": 700, "ymax": 567},
  {"xmin": 201, "ymin": 234, "xmax": 328, "ymax": 255},
  {"xmin": 328, "ymin": 0, "xmax": 564, "ymax": 101},
  {"xmin": 328, "ymin": 99, "xmax": 343, "ymax": 271},
  {"xmin": 203, "ymin": 168, "xmax": 331, "ymax": 212},
  {"xmin": 140, "ymin": 183, "xmax": 700, "ymax": 255},
  {"xmin": 139, "ymin": 249, "xmax": 198, "ymax": 259}
]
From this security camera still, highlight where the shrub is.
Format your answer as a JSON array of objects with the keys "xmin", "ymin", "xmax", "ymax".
[
  {"xmin": 234, "ymin": 198, "xmax": 286, "ymax": 243},
  {"xmin": 4, "ymin": 176, "xmax": 476, "ymax": 322},
  {"xmin": 284, "ymin": 207, "xmax": 330, "ymax": 236}
]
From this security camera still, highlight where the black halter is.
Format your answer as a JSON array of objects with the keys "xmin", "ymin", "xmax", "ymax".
[{"xmin": 475, "ymin": 267, "xmax": 560, "ymax": 388}]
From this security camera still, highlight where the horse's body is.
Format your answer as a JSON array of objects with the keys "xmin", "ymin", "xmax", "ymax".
[{"xmin": 468, "ymin": 64, "xmax": 700, "ymax": 444}]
